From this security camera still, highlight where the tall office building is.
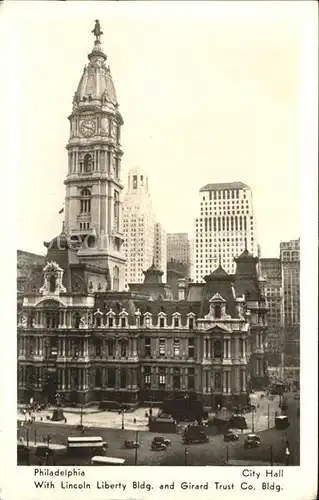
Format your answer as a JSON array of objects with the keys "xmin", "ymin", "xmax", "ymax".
[
  {"xmin": 194, "ymin": 182, "xmax": 258, "ymax": 280},
  {"xmin": 260, "ymin": 258, "xmax": 283, "ymax": 367},
  {"xmin": 167, "ymin": 233, "xmax": 191, "ymax": 266},
  {"xmin": 122, "ymin": 167, "xmax": 166, "ymax": 284},
  {"xmin": 154, "ymin": 222, "xmax": 167, "ymax": 282},
  {"xmin": 280, "ymin": 238, "xmax": 300, "ymax": 327},
  {"xmin": 122, "ymin": 167, "xmax": 155, "ymax": 284}
]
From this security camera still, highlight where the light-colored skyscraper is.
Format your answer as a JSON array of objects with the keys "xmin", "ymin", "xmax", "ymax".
[
  {"xmin": 122, "ymin": 167, "xmax": 166, "ymax": 284},
  {"xmin": 154, "ymin": 222, "xmax": 167, "ymax": 282},
  {"xmin": 194, "ymin": 182, "xmax": 258, "ymax": 280},
  {"xmin": 280, "ymin": 238, "xmax": 300, "ymax": 327},
  {"xmin": 122, "ymin": 167, "xmax": 155, "ymax": 284}
]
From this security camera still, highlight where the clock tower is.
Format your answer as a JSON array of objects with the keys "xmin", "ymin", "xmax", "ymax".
[{"xmin": 64, "ymin": 21, "xmax": 125, "ymax": 290}]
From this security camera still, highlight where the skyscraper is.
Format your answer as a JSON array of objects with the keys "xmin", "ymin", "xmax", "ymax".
[
  {"xmin": 194, "ymin": 182, "xmax": 258, "ymax": 280},
  {"xmin": 280, "ymin": 238, "xmax": 300, "ymax": 327},
  {"xmin": 154, "ymin": 222, "xmax": 167, "ymax": 282},
  {"xmin": 122, "ymin": 167, "xmax": 155, "ymax": 284},
  {"xmin": 167, "ymin": 233, "xmax": 191, "ymax": 267}
]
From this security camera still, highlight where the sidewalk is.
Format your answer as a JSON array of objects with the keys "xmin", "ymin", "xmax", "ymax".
[
  {"xmin": 244, "ymin": 392, "xmax": 280, "ymax": 433},
  {"xmin": 17, "ymin": 406, "xmax": 159, "ymax": 432}
]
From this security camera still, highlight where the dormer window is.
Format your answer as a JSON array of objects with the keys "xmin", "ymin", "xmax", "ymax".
[
  {"xmin": 189, "ymin": 318, "xmax": 194, "ymax": 329},
  {"xmin": 121, "ymin": 318, "xmax": 126, "ymax": 328},
  {"xmin": 158, "ymin": 312, "xmax": 167, "ymax": 328},
  {"xmin": 109, "ymin": 317, "xmax": 113, "ymax": 328},
  {"xmin": 174, "ymin": 317, "xmax": 179, "ymax": 327},
  {"xmin": 49, "ymin": 276, "xmax": 56, "ymax": 293},
  {"xmin": 215, "ymin": 305, "xmax": 221, "ymax": 319},
  {"xmin": 144, "ymin": 312, "xmax": 152, "ymax": 328}
]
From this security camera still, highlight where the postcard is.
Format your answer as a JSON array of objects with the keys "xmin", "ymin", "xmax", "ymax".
[{"xmin": 0, "ymin": 0, "xmax": 317, "ymax": 499}]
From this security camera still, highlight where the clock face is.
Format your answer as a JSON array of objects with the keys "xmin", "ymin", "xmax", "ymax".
[{"xmin": 80, "ymin": 120, "xmax": 96, "ymax": 137}]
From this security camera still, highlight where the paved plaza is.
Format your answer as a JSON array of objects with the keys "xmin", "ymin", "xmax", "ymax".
[{"xmin": 18, "ymin": 391, "xmax": 280, "ymax": 434}]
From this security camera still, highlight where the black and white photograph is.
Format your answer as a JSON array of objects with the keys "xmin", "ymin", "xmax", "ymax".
[{"xmin": 0, "ymin": 0, "xmax": 317, "ymax": 499}]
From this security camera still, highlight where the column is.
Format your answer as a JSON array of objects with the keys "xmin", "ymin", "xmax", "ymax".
[
  {"xmin": 208, "ymin": 339, "xmax": 211, "ymax": 359},
  {"xmin": 62, "ymin": 369, "xmax": 65, "ymax": 390},
  {"xmin": 78, "ymin": 369, "xmax": 81, "ymax": 390},
  {"xmin": 242, "ymin": 370, "xmax": 246, "ymax": 392},
  {"xmin": 227, "ymin": 372, "xmax": 231, "ymax": 393},
  {"xmin": 235, "ymin": 337, "xmax": 240, "ymax": 360},
  {"xmin": 203, "ymin": 338, "xmax": 207, "ymax": 358},
  {"xmin": 243, "ymin": 338, "xmax": 246, "ymax": 358},
  {"xmin": 222, "ymin": 371, "xmax": 226, "ymax": 393},
  {"xmin": 223, "ymin": 340, "xmax": 227, "ymax": 359},
  {"xmin": 84, "ymin": 339, "xmax": 89, "ymax": 357},
  {"xmin": 228, "ymin": 340, "xmax": 231, "ymax": 359},
  {"xmin": 62, "ymin": 338, "xmax": 66, "ymax": 357},
  {"xmin": 133, "ymin": 338, "xmax": 137, "ymax": 357}
]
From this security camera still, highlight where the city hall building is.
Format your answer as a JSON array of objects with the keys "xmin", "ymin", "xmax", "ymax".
[{"xmin": 17, "ymin": 22, "xmax": 268, "ymax": 409}]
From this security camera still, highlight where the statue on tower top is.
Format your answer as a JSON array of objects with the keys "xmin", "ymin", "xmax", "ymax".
[{"xmin": 92, "ymin": 20, "xmax": 103, "ymax": 40}]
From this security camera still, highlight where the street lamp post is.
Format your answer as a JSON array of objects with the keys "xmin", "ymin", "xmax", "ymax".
[
  {"xmin": 252, "ymin": 407, "xmax": 255, "ymax": 432},
  {"xmin": 121, "ymin": 409, "xmax": 125, "ymax": 430},
  {"xmin": 184, "ymin": 447, "xmax": 188, "ymax": 466},
  {"xmin": 134, "ymin": 431, "xmax": 139, "ymax": 465},
  {"xmin": 267, "ymin": 403, "xmax": 270, "ymax": 429}
]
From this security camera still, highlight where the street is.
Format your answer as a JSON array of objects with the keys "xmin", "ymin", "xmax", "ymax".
[{"xmin": 17, "ymin": 392, "xmax": 299, "ymax": 466}]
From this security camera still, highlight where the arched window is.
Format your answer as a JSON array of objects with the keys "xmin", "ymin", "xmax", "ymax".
[
  {"xmin": 80, "ymin": 188, "xmax": 91, "ymax": 213},
  {"xmin": 84, "ymin": 154, "xmax": 93, "ymax": 173},
  {"xmin": 49, "ymin": 276, "xmax": 56, "ymax": 293},
  {"xmin": 113, "ymin": 266, "xmax": 119, "ymax": 291},
  {"xmin": 214, "ymin": 340, "xmax": 222, "ymax": 358}
]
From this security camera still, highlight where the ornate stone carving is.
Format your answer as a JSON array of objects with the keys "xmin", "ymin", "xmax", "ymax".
[{"xmin": 39, "ymin": 261, "xmax": 66, "ymax": 296}]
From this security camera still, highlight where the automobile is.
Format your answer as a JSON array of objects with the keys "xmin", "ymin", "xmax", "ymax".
[
  {"xmin": 275, "ymin": 415, "xmax": 290, "ymax": 430},
  {"xmin": 294, "ymin": 393, "xmax": 300, "ymax": 400},
  {"xmin": 152, "ymin": 436, "xmax": 171, "ymax": 447},
  {"xmin": 17, "ymin": 444, "xmax": 30, "ymax": 461},
  {"xmin": 224, "ymin": 431, "xmax": 239, "ymax": 442},
  {"xmin": 182, "ymin": 427, "xmax": 209, "ymax": 444},
  {"xmin": 151, "ymin": 441, "xmax": 167, "ymax": 451},
  {"xmin": 124, "ymin": 440, "xmax": 140, "ymax": 449},
  {"xmin": 244, "ymin": 434, "xmax": 260, "ymax": 449}
]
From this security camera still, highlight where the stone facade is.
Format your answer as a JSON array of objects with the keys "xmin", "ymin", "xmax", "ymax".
[{"xmin": 18, "ymin": 248, "xmax": 268, "ymax": 408}]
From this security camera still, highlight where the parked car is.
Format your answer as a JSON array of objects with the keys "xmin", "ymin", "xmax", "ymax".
[
  {"xmin": 124, "ymin": 440, "xmax": 140, "ymax": 449},
  {"xmin": 183, "ymin": 427, "xmax": 209, "ymax": 444},
  {"xmin": 275, "ymin": 416, "xmax": 290, "ymax": 430},
  {"xmin": 17, "ymin": 444, "xmax": 30, "ymax": 461},
  {"xmin": 151, "ymin": 441, "xmax": 167, "ymax": 451},
  {"xmin": 224, "ymin": 430, "xmax": 239, "ymax": 442},
  {"xmin": 294, "ymin": 393, "xmax": 300, "ymax": 400},
  {"xmin": 152, "ymin": 436, "xmax": 171, "ymax": 447},
  {"xmin": 244, "ymin": 434, "xmax": 260, "ymax": 449}
]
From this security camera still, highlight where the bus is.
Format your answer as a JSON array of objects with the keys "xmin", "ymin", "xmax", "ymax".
[
  {"xmin": 91, "ymin": 456, "xmax": 126, "ymax": 466},
  {"xmin": 67, "ymin": 436, "xmax": 107, "ymax": 455}
]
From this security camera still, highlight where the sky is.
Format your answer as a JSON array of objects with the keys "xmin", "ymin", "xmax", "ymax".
[{"xmin": 3, "ymin": 1, "xmax": 310, "ymax": 257}]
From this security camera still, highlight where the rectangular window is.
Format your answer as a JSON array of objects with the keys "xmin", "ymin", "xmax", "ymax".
[
  {"xmin": 121, "ymin": 318, "xmax": 126, "ymax": 328},
  {"xmin": 174, "ymin": 317, "xmax": 179, "ymax": 328},
  {"xmin": 120, "ymin": 341, "xmax": 127, "ymax": 357},
  {"xmin": 159, "ymin": 317, "xmax": 165, "ymax": 328},
  {"xmin": 109, "ymin": 317, "xmax": 114, "ymax": 328},
  {"xmin": 188, "ymin": 368, "xmax": 195, "ymax": 390},
  {"xmin": 107, "ymin": 340, "xmax": 114, "ymax": 357},
  {"xmin": 107, "ymin": 368, "xmax": 116, "ymax": 388},
  {"xmin": 144, "ymin": 366, "xmax": 151, "ymax": 387},
  {"xmin": 159, "ymin": 369, "xmax": 166, "ymax": 386},
  {"xmin": 120, "ymin": 369, "xmax": 127, "ymax": 388},
  {"xmin": 159, "ymin": 338, "xmax": 165, "ymax": 356},
  {"xmin": 145, "ymin": 336, "xmax": 151, "ymax": 357},
  {"xmin": 173, "ymin": 368, "xmax": 181, "ymax": 390},
  {"xmin": 173, "ymin": 339, "xmax": 180, "ymax": 357},
  {"xmin": 188, "ymin": 338, "xmax": 195, "ymax": 358}
]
